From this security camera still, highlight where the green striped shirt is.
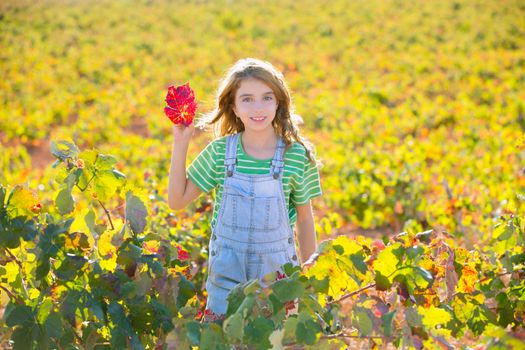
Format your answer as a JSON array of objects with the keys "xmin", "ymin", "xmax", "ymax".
[{"xmin": 187, "ymin": 134, "xmax": 322, "ymax": 229}]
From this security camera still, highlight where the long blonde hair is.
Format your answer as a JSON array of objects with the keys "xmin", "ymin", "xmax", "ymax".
[{"xmin": 197, "ymin": 58, "xmax": 318, "ymax": 164}]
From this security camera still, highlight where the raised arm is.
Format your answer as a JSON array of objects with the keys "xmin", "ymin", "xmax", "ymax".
[{"xmin": 167, "ymin": 124, "xmax": 202, "ymax": 210}]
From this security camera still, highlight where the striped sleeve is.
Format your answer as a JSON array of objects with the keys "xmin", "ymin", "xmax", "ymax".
[
  {"xmin": 291, "ymin": 153, "xmax": 322, "ymax": 206},
  {"xmin": 187, "ymin": 141, "xmax": 219, "ymax": 193}
]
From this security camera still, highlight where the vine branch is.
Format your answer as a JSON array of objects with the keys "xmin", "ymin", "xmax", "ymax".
[
  {"xmin": 97, "ymin": 199, "xmax": 115, "ymax": 230},
  {"xmin": 0, "ymin": 284, "xmax": 24, "ymax": 304},
  {"xmin": 5, "ymin": 247, "xmax": 22, "ymax": 269},
  {"xmin": 327, "ymin": 282, "xmax": 376, "ymax": 305}
]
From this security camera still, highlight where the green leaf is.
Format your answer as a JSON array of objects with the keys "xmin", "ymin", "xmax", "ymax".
[
  {"xmin": 36, "ymin": 298, "xmax": 53, "ymax": 324},
  {"xmin": 243, "ymin": 279, "xmax": 261, "ymax": 295},
  {"xmin": 350, "ymin": 253, "xmax": 368, "ymax": 275},
  {"xmin": 407, "ymin": 245, "xmax": 424, "ymax": 260},
  {"xmin": 93, "ymin": 170, "xmax": 124, "ymax": 201},
  {"xmin": 296, "ymin": 318, "xmax": 321, "ymax": 345},
  {"xmin": 333, "ymin": 244, "xmax": 344, "ymax": 255},
  {"xmin": 283, "ymin": 316, "xmax": 298, "ymax": 343},
  {"xmin": 44, "ymin": 312, "xmax": 64, "ymax": 339},
  {"xmin": 186, "ymin": 321, "xmax": 201, "ymax": 345},
  {"xmin": 51, "ymin": 140, "xmax": 80, "ymax": 160},
  {"xmin": 55, "ymin": 254, "xmax": 87, "ymax": 280},
  {"xmin": 496, "ymin": 293, "xmax": 515, "ymax": 327},
  {"xmin": 0, "ymin": 185, "xmax": 6, "ymax": 206},
  {"xmin": 110, "ymin": 328, "xmax": 128, "ymax": 349},
  {"xmin": 310, "ymin": 276, "xmax": 329, "ymax": 294},
  {"xmin": 382, "ymin": 311, "xmax": 396, "ymax": 336},
  {"xmin": 413, "ymin": 266, "xmax": 433, "ymax": 288},
  {"xmin": 498, "ymin": 224, "xmax": 514, "ymax": 241},
  {"xmin": 244, "ymin": 316, "xmax": 274, "ymax": 349},
  {"xmin": 125, "ymin": 191, "xmax": 147, "ymax": 234},
  {"xmin": 405, "ymin": 306, "xmax": 423, "ymax": 327},
  {"xmin": 44, "ymin": 218, "xmax": 74, "ymax": 237},
  {"xmin": 64, "ymin": 169, "xmax": 82, "ymax": 190},
  {"xmin": 353, "ymin": 310, "xmax": 373, "ymax": 336},
  {"xmin": 97, "ymin": 154, "xmax": 118, "ymax": 170},
  {"xmin": 272, "ymin": 278, "xmax": 304, "ymax": 302},
  {"xmin": 396, "ymin": 266, "xmax": 433, "ymax": 294},
  {"xmin": 227, "ymin": 284, "xmax": 248, "ymax": 315},
  {"xmin": 56, "ymin": 188, "xmax": 74, "ymax": 215},
  {"xmin": 35, "ymin": 258, "xmax": 50, "ymax": 279},
  {"xmin": 176, "ymin": 276, "xmax": 196, "ymax": 309},
  {"xmin": 200, "ymin": 324, "xmax": 226, "ymax": 349},
  {"xmin": 296, "ymin": 321, "xmax": 315, "ymax": 345},
  {"xmin": 0, "ymin": 216, "xmax": 37, "ymax": 249},
  {"xmin": 117, "ymin": 240, "xmax": 142, "ymax": 267},
  {"xmin": 108, "ymin": 301, "xmax": 133, "ymax": 334},
  {"xmin": 84, "ymin": 209, "xmax": 98, "ymax": 237},
  {"xmin": 282, "ymin": 262, "xmax": 301, "ymax": 276},
  {"xmin": 86, "ymin": 296, "xmax": 105, "ymax": 321},
  {"xmin": 6, "ymin": 305, "xmax": 34, "ymax": 327},
  {"xmin": 375, "ymin": 271, "xmax": 392, "ymax": 291},
  {"xmin": 11, "ymin": 327, "xmax": 33, "ymax": 350},
  {"xmin": 151, "ymin": 298, "xmax": 174, "ymax": 333},
  {"xmin": 223, "ymin": 312, "xmax": 244, "ymax": 341},
  {"xmin": 234, "ymin": 295, "xmax": 255, "ymax": 318},
  {"xmin": 0, "ymin": 217, "xmax": 23, "ymax": 248},
  {"xmin": 60, "ymin": 290, "xmax": 81, "ymax": 325},
  {"xmin": 415, "ymin": 230, "xmax": 433, "ymax": 243}
]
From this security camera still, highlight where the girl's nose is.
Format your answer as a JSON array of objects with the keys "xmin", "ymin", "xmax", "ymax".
[
  {"xmin": 253, "ymin": 100, "xmax": 268, "ymax": 111},
  {"xmin": 252, "ymin": 101, "xmax": 263, "ymax": 112}
]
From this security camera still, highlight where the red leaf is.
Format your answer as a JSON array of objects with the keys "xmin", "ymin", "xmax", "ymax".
[
  {"xmin": 163, "ymin": 83, "xmax": 197, "ymax": 126},
  {"xmin": 177, "ymin": 245, "xmax": 190, "ymax": 261}
]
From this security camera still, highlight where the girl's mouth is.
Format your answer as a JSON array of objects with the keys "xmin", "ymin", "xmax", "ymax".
[{"xmin": 250, "ymin": 116, "xmax": 267, "ymax": 122}]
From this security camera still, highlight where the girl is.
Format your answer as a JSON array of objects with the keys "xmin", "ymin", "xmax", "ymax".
[{"xmin": 167, "ymin": 58, "xmax": 322, "ymax": 322}]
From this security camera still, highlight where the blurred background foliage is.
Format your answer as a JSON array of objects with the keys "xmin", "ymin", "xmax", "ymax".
[{"xmin": 1, "ymin": 0, "xmax": 524, "ymax": 244}]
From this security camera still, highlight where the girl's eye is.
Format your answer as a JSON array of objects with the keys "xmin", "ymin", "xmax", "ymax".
[{"xmin": 240, "ymin": 96, "xmax": 273, "ymax": 102}]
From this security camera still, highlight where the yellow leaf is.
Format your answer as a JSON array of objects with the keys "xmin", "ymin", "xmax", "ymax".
[
  {"xmin": 100, "ymin": 255, "xmax": 117, "ymax": 272},
  {"xmin": 6, "ymin": 185, "xmax": 39, "ymax": 217},
  {"xmin": 5, "ymin": 261, "xmax": 18, "ymax": 283},
  {"xmin": 418, "ymin": 306, "xmax": 452, "ymax": 329},
  {"xmin": 98, "ymin": 231, "xmax": 116, "ymax": 257},
  {"xmin": 372, "ymin": 243, "xmax": 402, "ymax": 278},
  {"xmin": 143, "ymin": 240, "xmax": 160, "ymax": 254},
  {"xmin": 28, "ymin": 288, "xmax": 40, "ymax": 300},
  {"xmin": 332, "ymin": 235, "xmax": 362, "ymax": 256},
  {"xmin": 457, "ymin": 265, "xmax": 478, "ymax": 293}
]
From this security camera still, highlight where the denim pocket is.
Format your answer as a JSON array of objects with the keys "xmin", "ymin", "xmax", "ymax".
[{"xmin": 220, "ymin": 193, "xmax": 282, "ymax": 231}]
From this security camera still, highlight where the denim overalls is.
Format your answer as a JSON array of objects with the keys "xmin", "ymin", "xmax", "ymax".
[{"xmin": 205, "ymin": 133, "xmax": 299, "ymax": 316}]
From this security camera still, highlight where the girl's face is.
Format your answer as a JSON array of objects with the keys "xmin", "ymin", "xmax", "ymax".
[{"xmin": 232, "ymin": 78, "xmax": 278, "ymax": 134}]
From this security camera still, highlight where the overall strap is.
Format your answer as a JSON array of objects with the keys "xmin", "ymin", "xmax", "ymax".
[
  {"xmin": 225, "ymin": 133, "xmax": 240, "ymax": 177},
  {"xmin": 270, "ymin": 137, "xmax": 286, "ymax": 179}
]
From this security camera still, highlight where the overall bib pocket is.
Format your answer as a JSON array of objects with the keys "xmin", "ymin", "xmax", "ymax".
[{"xmin": 220, "ymin": 192, "xmax": 282, "ymax": 231}]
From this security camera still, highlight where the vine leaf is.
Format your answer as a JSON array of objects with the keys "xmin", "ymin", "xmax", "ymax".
[{"xmin": 125, "ymin": 191, "xmax": 147, "ymax": 235}]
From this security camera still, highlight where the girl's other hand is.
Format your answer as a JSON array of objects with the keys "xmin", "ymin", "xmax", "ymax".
[
  {"xmin": 301, "ymin": 251, "xmax": 320, "ymax": 271},
  {"xmin": 172, "ymin": 123, "xmax": 195, "ymax": 145},
  {"xmin": 301, "ymin": 261, "xmax": 314, "ymax": 271}
]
